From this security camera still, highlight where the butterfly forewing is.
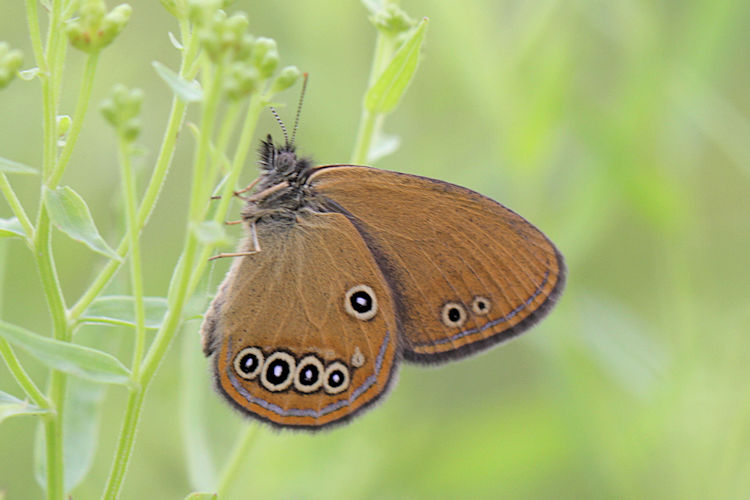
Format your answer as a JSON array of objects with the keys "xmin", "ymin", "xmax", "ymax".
[
  {"xmin": 309, "ymin": 166, "xmax": 565, "ymax": 363},
  {"xmin": 201, "ymin": 210, "xmax": 399, "ymax": 429}
]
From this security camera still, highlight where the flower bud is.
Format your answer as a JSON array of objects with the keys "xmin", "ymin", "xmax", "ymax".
[{"xmin": 269, "ymin": 66, "xmax": 300, "ymax": 95}]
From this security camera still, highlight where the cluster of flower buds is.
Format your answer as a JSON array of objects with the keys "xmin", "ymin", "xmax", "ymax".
[
  {"xmin": 187, "ymin": 0, "xmax": 299, "ymax": 100},
  {"xmin": 369, "ymin": 3, "xmax": 415, "ymax": 37},
  {"xmin": 0, "ymin": 42, "xmax": 23, "ymax": 89},
  {"xmin": 100, "ymin": 84, "xmax": 143, "ymax": 141},
  {"xmin": 65, "ymin": 0, "xmax": 132, "ymax": 54}
]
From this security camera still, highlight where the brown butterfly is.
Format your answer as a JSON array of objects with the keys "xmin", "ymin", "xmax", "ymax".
[{"xmin": 201, "ymin": 110, "xmax": 565, "ymax": 431}]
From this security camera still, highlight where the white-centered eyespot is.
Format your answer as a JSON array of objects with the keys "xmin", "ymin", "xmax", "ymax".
[
  {"xmin": 260, "ymin": 351, "xmax": 295, "ymax": 392},
  {"xmin": 233, "ymin": 347, "xmax": 264, "ymax": 380},
  {"xmin": 294, "ymin": 355, "xmax": 325, "ymax": 393},
  {"xmin": 441, "ymin": 302, "xmax": 467, "ymax": 328},
  {"xmin": 345, "ymin": 284, "xmax": 378, "ymax": 321},
  {"xmin": 323, "ymin": 361, "xmax": 350, "ymax": 395},
  {"xmin": 471, "ymin": 296, "xmax": 492, "ymax": 316}
]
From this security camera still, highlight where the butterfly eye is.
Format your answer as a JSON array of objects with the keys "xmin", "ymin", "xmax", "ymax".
[
  {"xmin": 234, "ymin": 347, "xmax": 264, "ymax": 380},
  {"xmin": 345, "ymin": 284, "xmax": 378, "ymax": 321},
  {"xmin": 294, "ymin": 355, "xmax": 325, "ymax": 393},
  {"xmin": 261, "ymin": 351, "xmax": 296, "ymax": 392},
  {"xmin": 471, "ymin": 296, "xmax": 492, "ymax": 315},
  {"xmin": 323, "ymin": 361, "xmax": 350, "ymax": 395},
  {"xmin": 441, "ymin": 302, "xmax": 467, "ymax": 328}
]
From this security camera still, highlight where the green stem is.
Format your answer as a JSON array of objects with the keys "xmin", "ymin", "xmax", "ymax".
[
  {"xmin": 44, "ymin": 373, "xmax": 66, "ymax": 500},
  {"xmin": 24, "ymin": 0, "xmax": 45, "ymax": 71},
  {"xmin": 102, "ymin": 52, "xmax": 228, "ymax": 500},
  {"xmin": 102, "ymin": 389, "xmax": 144, "ymax": 500},
  {"xmin": 50, "ymin": 53, "xmax": 100, "ymax": 187},
  {"xmin": 350, "ymin": 31, "xmax": 396, "ymax": 164},
  {"xmin": 69, "ymin": 23, "xmax": 200, "ymax": 320},
  {"xmin": 0, "ymin": 338, "xmax": 51, "ymax": 409},
  {"xmin": 0, "ymin": 173, "xmax": 35, "ymax": 244},
  {"xmin": 117, "ymin": 135, "xmax": 147, "ymax": 376},
  {"xmin": 187, "ymin": 93, "xmax": 266, "ymax": 296},
  {"xmin": 216, "ymin": 425, "xmax": 260, "ymax": 497}
]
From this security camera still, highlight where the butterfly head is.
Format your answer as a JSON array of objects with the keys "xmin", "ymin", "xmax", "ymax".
[{"xmin": 257, "ymin": 134, "xmax": 312, "ymax": 185}]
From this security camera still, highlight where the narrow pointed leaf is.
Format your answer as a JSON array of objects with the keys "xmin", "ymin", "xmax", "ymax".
[
  {"xmin": 63, "ymin": 378, "xmax": 107, "ymax": 491},
  {"xmin": 192, "ymin": 220, "xmax": 229, "ymax": 245},
  {"xmin": 43, "ymin": 186, "xmax": 121, "ymax": 260},
  {"xmin": 365, "ymin": 18, "xmax": 428, "ymax": 113},
  {"xmin": 0, "ymin": 391, "xmax": 50, "ymax": 423},
  {"xmin": 0, "ymin": 217, "xmax": 26, "ymax": 239},
  {"xmin": 0, "ymin": 320, "xmax": 131, "ymax": 385},
  {"xmin": 80, "ymin": 295, "xmax": 168, "ymax": 329},
  {"xmin": 0, "ymin": 156, "xmax": 38, "ymax": 174},
  {"xmin": 181, "ymin": 332, "xmax": 217, "ymax": 490},
  {"xmin": 153, "ymin": 61, "xmax": 203, "ymax": 102},
  {"xmin": 367, "ymin": 132, "xmax": 401, "ymax": 163}
]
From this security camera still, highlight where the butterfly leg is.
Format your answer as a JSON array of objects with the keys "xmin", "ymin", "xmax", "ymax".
[
  {"xmin": 208, "ymin": 221, "xmax": 261, "ymax": 261},
  {"xmin": 210, "ymin": 177, "xmax": 262, "ymax": 200}
]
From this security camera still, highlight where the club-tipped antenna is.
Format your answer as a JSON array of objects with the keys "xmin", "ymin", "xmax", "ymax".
[
  {"xmin": 269, "ymin": 106, "xmax": 289, "ymax": 146},
  {"xmin": 290, "ymin": 73, "xmax": 309, "ymax": 147}
]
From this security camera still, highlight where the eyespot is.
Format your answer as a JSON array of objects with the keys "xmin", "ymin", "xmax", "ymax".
[
  {"xmin": 323, "ymin": 361, "xmax": 350, "ymax": 395},
  {"xmin": 471, "ymin": 296, "xmax": 491, "ymax": 315},
  {"xmin": 345, "ymin": 284, "xmax": 378, "ymax": 321},
  {"xmin": 294, "ymin": 355, "xmax": 324, "ymax": 393},
  {"xmin": 441, "ymin": 302, "xmax": 467, "ymax": 328},
  {"xmin": 260, "ymin": 351, "xmax": 295, "ymax": 392},
  {"xmin": 233, "ymin": 347, "xmax": 264, "ymax": 380}
]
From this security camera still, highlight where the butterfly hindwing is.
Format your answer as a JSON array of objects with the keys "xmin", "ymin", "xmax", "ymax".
[
  {"xmin": 201, "ymin": 210, "xmax": 399, "ymax": 429},
  {"xmin": 309, "ymin": 166, "xmax": 565, "ymax": 363}
]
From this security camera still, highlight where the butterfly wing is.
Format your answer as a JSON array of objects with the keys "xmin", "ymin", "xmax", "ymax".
[
  {"xmin": 201, "ymin": 210, "xmax": 399, "ymax": 430},
  {"xmin": 309, "ymin": 166, "xmax": 565, "ymax": 363}
]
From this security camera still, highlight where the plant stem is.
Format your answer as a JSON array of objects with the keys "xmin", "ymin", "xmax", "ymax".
[
  {"xmin": 102, "ymin": 53, "xmax": 228, "ymax": 500},
  {"xmin": 350, "ymin": 31, "xmax": 397, "ymax": 164},
  {"xmin": 0, "ymin": 173, "xmax": 35, "ymax": 244},
  {"xmin": 101, "ymin": 389, "xmax": 144, "ymax": 500},
  {"xmin": 118, "ymin": 135, "xmax": 147, "ymax": 375},
  {"xmin": 187, "ymin": 93, "xmax": 266, "ymax": 295},
  {"xmin": 24, "ymin": 0, "xmax": 45, "ymax": 70},
  {"xmin": 0, "ymin": 338, "xmax": 51, "ymax": 409},
  {"xmin": 216, "ymin": 425, "xmax": 260, "ymax": 497},
  {"xmin": 69, "ymin": 22, "xmax": 200, "ymax": 320},
  {"xmin": 50, "ymin": 53, "xmax": 100, "ymax": 187}
]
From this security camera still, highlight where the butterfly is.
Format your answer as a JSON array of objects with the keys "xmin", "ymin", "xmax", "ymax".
[{"xmin": 201, "ymin": 102, "xmax": 565, "ymax": 431}]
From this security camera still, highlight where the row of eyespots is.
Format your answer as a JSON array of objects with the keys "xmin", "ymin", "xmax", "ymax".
[
  {"xmin": 233, "ymin": 347, "xmax": 350, "ymax": 395},
  {"xmin": 441, "ymin": 296, "xmax": 492, "ymax": 328}
]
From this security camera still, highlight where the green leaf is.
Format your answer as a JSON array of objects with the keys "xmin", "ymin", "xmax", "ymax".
[
  {"xmin": 192, "ymin": 220, "xmax": 230, "ymax": 245},
  {"xmin": 365, "ymin": 17, "xmax": 428, "ymax": 114},
  {"xmin": 43, "ymin": 186, "xmax": 121, "ymax": 260},
  {"xmin": 0, "ymin": 217, "xmax": 26, "ymax": 239},
  {"xmin": 18, "ymin": 67, "xmax": 40, "ymax": 80},
  {"xmin": 0, "ymin": 156, "xmax": 38, "ymax": 174},
  {"xmin": 181, "ymin": 332, "xmax": 217, "ymax": 491},
  {"xmin": 63, "ymin": 378, "xmax": 107, "ymax": 491},
  {"xmin": 367, "ymin": 132, "xmax": 401, "ymax": 163},
  {"xmin": 0, "ymin": 391, "xmax": 50, "ymax": 424},
  {"xmin": 80, "ymin": 295, "xmax": 168, "ymax": 329},
  {"xmin": 184, "ymin": 493, "xmax": 217, "ymax": 500},
  {"xmin": 153, "ymin": 61, "xmax": 203, "ymax": 102},
  {"xmin": 0, "ymin": 320, "xmax": 131, "ymax": 385}
]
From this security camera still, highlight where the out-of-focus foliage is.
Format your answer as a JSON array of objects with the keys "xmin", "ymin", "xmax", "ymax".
[{"xmin": 1, "ymin": 0, "xmax": 749, "ymax": 498}]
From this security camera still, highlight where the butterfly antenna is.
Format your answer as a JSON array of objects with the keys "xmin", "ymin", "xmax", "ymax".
[
  {"xmin": 290, "ymin": 73, "xmax": 309, "ymax": 147},
  {"xmin": 269, "ymin": 106, "xmax": 289, "ymax": 146}
]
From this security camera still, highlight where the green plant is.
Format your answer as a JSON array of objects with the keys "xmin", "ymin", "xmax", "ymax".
[{"xmin": 0, "ymin": 0, "xmax": 426, "ymax": 498}]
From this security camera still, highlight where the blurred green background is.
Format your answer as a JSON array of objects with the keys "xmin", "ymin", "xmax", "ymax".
[{"xmin": 2, "ymin": 0, "xmax": 750, "ymax": 498}]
